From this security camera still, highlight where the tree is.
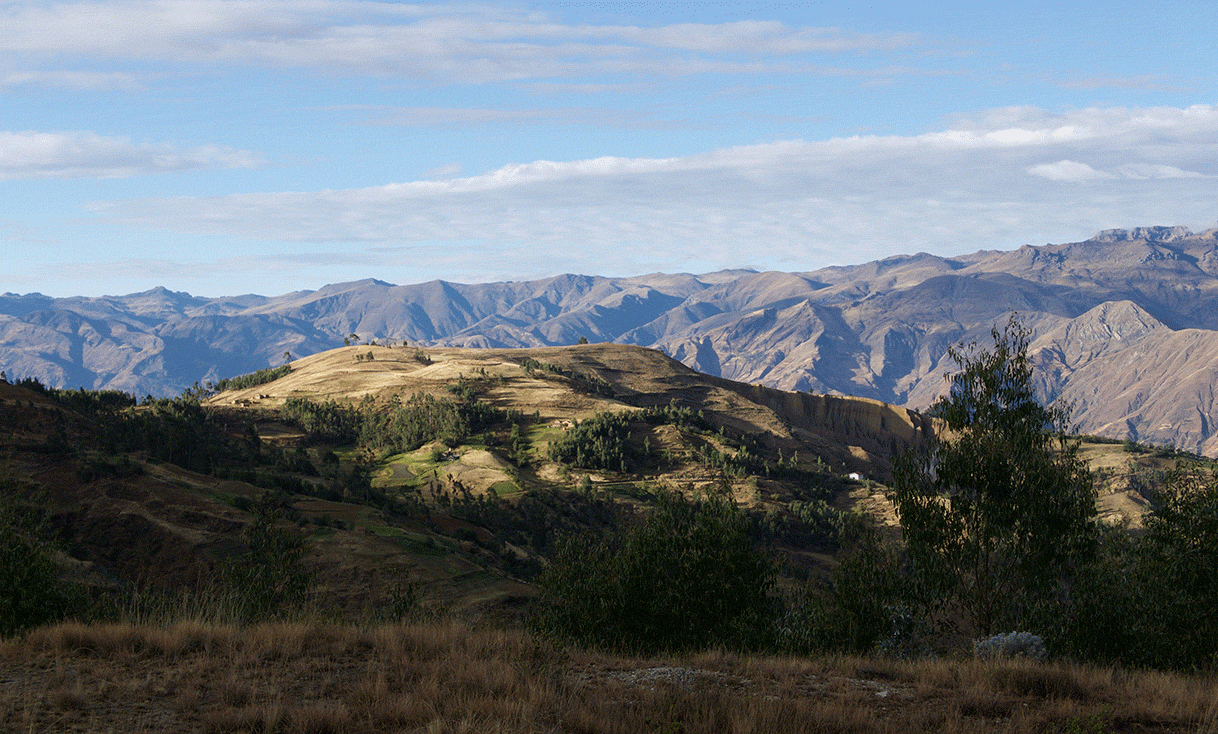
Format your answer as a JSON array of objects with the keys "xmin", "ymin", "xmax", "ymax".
[{"xmin": 889, "ymin": 316, "xmax": 1096, "ymax": 635}]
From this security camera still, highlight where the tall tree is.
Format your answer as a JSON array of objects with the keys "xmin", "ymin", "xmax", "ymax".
[{"xmin": 890, "ymin": 316, "xmax": 1096, "ymax": 635}]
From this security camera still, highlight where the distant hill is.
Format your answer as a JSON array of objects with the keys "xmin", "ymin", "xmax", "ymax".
[{"xmin": 6, "ymin": 225, "xmax": 1218, "ymax": 453}]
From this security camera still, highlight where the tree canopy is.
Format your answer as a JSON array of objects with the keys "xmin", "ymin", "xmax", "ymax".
[{"xmin": 890, "ymin": 316, "xmax": 1096, "ymax": 635}]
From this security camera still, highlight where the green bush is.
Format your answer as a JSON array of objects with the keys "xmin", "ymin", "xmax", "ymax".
[
  {"xmin": 778, "ymin": 530, "xmax": 914, "ymax": 655},
  {"xmin": 222, "ymin": 505, "xmax": 315, "ymax": 621},
  {"xmin": 0, "ymin": 478, "xmax": 88, "ymax": 636},
  {"xmin": 533, "ymin": 488, "xmax": 777, "ymax": 653},
  {"xmin": 547, "ymin": 411, "xmax": 633, "ymax": 472},
  {"xmin": 210, "ymin": 364, "xmax": 292, "ymax": 394},
  {"xmin": 1057, "ymin": 466, "xmax": 1218, "ymax": 670}
]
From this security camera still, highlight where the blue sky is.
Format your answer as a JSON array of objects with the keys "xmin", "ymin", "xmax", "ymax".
[{"xmin": 3, "ymin": 0, "xmax": 1216, "ymax": 298}]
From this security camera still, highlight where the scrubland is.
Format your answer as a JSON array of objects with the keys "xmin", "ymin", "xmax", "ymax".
[{"xmin": 3, "ymin": 617, "xmax": 1216, "ymax": 734}]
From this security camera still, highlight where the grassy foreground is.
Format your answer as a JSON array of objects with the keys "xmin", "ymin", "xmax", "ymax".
[{"xmin": 2, "ymin": 619, "xmax": 1216, "ymax": 733}]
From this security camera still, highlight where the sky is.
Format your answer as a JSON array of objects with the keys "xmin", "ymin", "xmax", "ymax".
[{"xmin": 3, "ymin": 0, "xmax": 1217, "ymax": 298}]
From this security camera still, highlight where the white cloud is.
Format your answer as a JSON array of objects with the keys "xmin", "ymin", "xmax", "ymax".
[
  {"xmin": 0, "ymin": 1, "xmax": 934, "ymax": 84},
  {"xmin": 0, "ymin": 69, "xmax": 142, "ymax": 90},
  {"xmin": 1117, "ymin": 163, "xmax": 1207, "ymax": 180},
  {"xmin": 0, "ymin": 130, "xmax": 264, "ymax": 180},
  {"xmin": 87, "ymin": 104, "xmax": 1218, "ymax": 278},
  {"xmin": 1027, "ymin": 160, "xmax": 1114, "ymax": 181}
]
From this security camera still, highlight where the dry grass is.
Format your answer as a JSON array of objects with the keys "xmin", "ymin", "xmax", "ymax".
[{"xmin": 1, "ymin": 619, "xmax": 1214, "ymax": 733}]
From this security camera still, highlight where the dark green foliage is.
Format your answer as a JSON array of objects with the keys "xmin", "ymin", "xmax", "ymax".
[
  {"xmin": 1058, "ymin": 466, "xmax": 1218, "ymax": 670},
  {"xmin": 1048, "ymin": 525, "xmax": 1145, "ymax": 666},
  {"xmin": 75, "ymin": 452, "xmax": 144, "ymax": 482},
  {"xmin": 508, "ymin": 422, "xmax": 531, "ymax": 466},
  {"xmin": 1076, "ymin": 434, "xmax": 1124, "ymax": 445},
  {"xmin": 638, "ymin": 399, "xmax": 711, "ymax": 433},
  {"xmin": 445, "ymin": 485, "xmax": 619, "ymax": 569},
  {"xmin": 359, "ymin": 392, "xmax": 503, "ymax": 453},
  {"xmin": 99, "ymin": 398, "xmax": 233, "ymax": 473},
  {"xmin": 2, "ymin": 376, "xmax": 138, "ymax": 414},
  {"xmin": 534, "ymin": 488, "xmax": 777, "ymax": 653},
  {"xmin": 9, "ymin": 375, "xmax": 49, "ymax": 394},
  {"xmin": 180, "ymin": 365, "xmax": 292, "ymax": 400},
  {"xmin": 374, "ymin": 580, "xmax": 423, "ymax": 623},
  {"xmin": 0, "ymin": 478, "xmax": 88, "ymax": 636},
  {"xmin": 749, "ymin": 498, "xmax": 852, "ymax": 552},
  {"xmin": 692, "ymin": 436, "xmax": 773, "ymax": 477},
  {"xmin": 209, "ymin": 365, "xmax": 291, "ymax": 394},
  {"xmin": 222, "ymin": 504, "xmax": 315, "ymax": 621},
  {"xmin": 282, "ymin": 397, "xmax": 364, "ymax": 444},
  {"xmin": 518, "ymin": 358, "xmax": 613, "ymax": 397},
  {"xmin": 48, "ymin": 387, "xmax": 138, "ymax": 414},
  {"xmin": 890, "ymin": 317, "xmax": 1096, "ymax": 635},
  {"xmin": 547, "ymin": 411, "xmax": 633, "ymax": 472},
  {"xmin": 779, "ymin": 530, "xmax": 911, "ymax": 655},
  {"xmin": 1139, "ymin": 467, "xmax": 1218, "ymax": 667},
  {"xmin": 445, "ymin": 375, "xmax": 479, "ymax": 402}
]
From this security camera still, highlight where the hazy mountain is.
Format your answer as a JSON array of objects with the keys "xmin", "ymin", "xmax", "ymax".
[{"xmin": 6, "ymin": 225, "xmax": 1218, "ymax": 453}]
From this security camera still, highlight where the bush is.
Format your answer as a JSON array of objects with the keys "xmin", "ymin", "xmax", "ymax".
[
  {"xmin": 533, "ymin": 488, "xmax": 777, "ymax": 653},
  {"xmin": 974, "ymin": 632, "xmax": 1047, "ymax": 662},
  {"xmin": 222, "ymin": 505, "xmax": 314, "ymax": 621},
  {"xmin": 0, "ymin": 478, "xmax": 88, "ymax": 636},
  {"xmin": 777, "ymin": 530, "xmax": 914, "ymax": 656},
  {"xmin": 1053, "ymin": 466, "xmax": 1218, "ymax": 670},
  {"xmin": 547, "ymin": 411, "xmax": 633, "ymax": 472}
]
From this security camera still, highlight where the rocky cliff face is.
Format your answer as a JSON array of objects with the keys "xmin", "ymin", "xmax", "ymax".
[{"xmin": 6, "ymin": 226, "xmax": 1218, "ymax": 453}]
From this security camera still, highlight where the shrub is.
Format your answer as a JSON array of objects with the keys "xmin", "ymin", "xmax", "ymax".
[
  {"xmin": 0, "ymin": 478, "xmax": 88, "ymax": 636},
  {"xmin": 210, "ymin": 365, "xmax": 291, "ymax": 394},
  {"xmin": 974, "ymin": 632, "xmax": 1048, "ymax": 662},
  {"xmin": 547, "ymin": 411, "xmax": 632, "ymax": 472},
  {"xmin": 222, "ymin": 506, "xmax": 314, "ymax": 622},
  {"xmin": 777, "ymin": 530, "xmax": 914, "ymax": 656},
  {"xmin": 533, "ymin": 488, "xmax": 777, "ymax": 653}
]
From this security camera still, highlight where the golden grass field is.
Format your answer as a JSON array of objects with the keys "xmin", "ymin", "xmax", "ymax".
[{"xmin": 2, "ymin": 618, "xmax": 1216, "ymax": 734}]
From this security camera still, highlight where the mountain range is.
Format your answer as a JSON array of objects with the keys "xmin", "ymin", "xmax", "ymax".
[{"xmin": 5, "ymin": 225, "xmax": 1218, "ymax": 454}]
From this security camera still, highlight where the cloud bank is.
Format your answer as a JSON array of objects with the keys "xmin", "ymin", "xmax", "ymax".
[
  {"xmin": 2, "ymin": 0, "xmax": 930, "ymax": 85},
  {"xmin": 88, "ymin": 104, "xmax": 1218, "ymax": 279}
]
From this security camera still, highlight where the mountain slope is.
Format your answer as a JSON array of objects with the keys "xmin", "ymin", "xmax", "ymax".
[{"xmin": 6, "ymin": 226, "xmax": 1218, "ymax": 452}]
